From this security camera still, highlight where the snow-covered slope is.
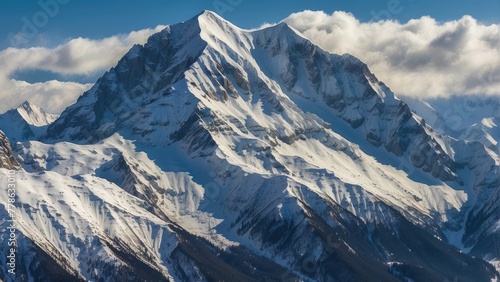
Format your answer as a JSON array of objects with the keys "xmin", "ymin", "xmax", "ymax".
[
  {"xmin": 0, "ymin": 109, "xmax": 35, "ymax": 144},
  {"xmin": 403, "ymin": 95, "xmax": 500, "ymax": 266},
  {"xmin": 1, "ymin": 11, "xmax": 498, "ymax": 281},
  {"xmin": 0, "ymin": 101, "xmax": 58, "ymax": 143}
]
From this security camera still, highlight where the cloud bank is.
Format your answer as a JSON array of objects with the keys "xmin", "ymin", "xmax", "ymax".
[
  {"xmin": 0, "ymin": 25, "xmax": 166, "ymax": 114},
  {"xmin": 283, "ymin": 11, "xmax": 500, "ymax": 99}
]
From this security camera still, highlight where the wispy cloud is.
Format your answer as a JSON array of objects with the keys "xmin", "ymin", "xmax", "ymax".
[
  {"xmin": 0, "ymin": 25, "xmax": 166, "ymax": 114},
  {"xmin": 283, "ymin": 11, "xmax": 500, "ymax": 99}
]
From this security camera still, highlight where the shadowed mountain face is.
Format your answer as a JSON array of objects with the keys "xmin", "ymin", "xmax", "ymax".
[
  {"xmin": 0, "ymin": 101, "xmax": 58, "ymax": 144},
  {"xmin": 0, "ymin": 131, "xmax": 19, "ymax": 170},
  {"xmin": 404, "ymin": 96, "xmax": 500, "ymax": 267},
  {"xmin": 0, "ymin": 11, "xmax": 498, "ymax": 281}
]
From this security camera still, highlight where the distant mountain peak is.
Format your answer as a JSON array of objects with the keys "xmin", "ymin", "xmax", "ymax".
[{"xmin": 16, "ymin": 100, "xmax": 58, "ymax": 127}]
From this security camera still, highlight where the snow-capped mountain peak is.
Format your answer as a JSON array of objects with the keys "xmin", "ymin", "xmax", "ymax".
[
  {"xmin": 16, "ymin": 100, "xmax": 58, "ymax": 127},
  {"xmin": 46, "ymin": 11, "xmax": 460, "ymax": 185},
  {"xmin": 0, "ymin": 101, "xmax": 58, "ymax": 144}
]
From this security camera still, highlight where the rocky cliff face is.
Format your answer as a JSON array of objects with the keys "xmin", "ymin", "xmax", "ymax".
[{"xmin": 0, "ymin": 130, "xmax": 19, "ymax": 170}]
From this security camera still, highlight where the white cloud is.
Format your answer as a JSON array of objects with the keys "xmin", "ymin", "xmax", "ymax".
[
  {"xmin": 0, "ymin": 25, "xmax": 166, "ymax": 114},
  {"xmin": 283, "ymin": 11, "xmax": 500, "ymax": 99},
  {"xmin": 4, "ymin": 79, "xmax": 93, "ymax": 115}
]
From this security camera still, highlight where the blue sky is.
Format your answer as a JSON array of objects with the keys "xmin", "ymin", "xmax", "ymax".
[{"xmin": 2, "ymin": 0, "xmax": 499, "ymax": 49}]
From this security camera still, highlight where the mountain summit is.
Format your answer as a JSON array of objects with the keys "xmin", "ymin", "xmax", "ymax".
[
  {"xmin": 46, "ymin": 11, "xmax": 459, "ymax": 183},
  {"xmin": 1, "ymin": 11, "xmax": 499, "ymax": 281}
]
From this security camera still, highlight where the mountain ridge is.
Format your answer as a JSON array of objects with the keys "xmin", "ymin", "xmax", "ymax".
[{"xmin": 45, "ymin": 11, "xmax": 461, "ymax": 184}]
